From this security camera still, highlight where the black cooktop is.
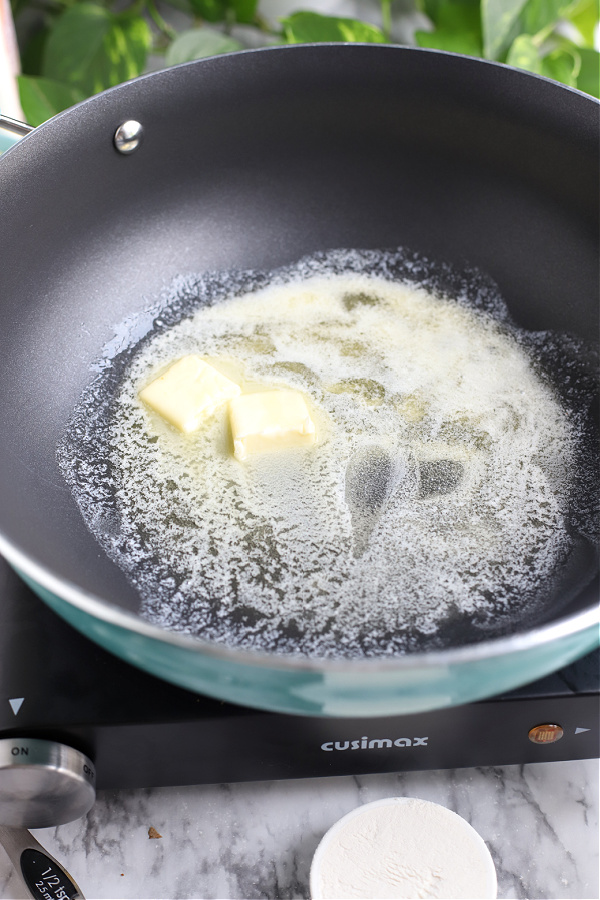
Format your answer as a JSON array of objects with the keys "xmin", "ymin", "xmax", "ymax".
[{"xmin": 1, "ymin": 556, "xmax": 598, "ymax": 790}]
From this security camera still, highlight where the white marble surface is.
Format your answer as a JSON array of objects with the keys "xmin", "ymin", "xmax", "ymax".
[{"xmin": 0, "ymin": 758, "xmax": 597, "ymax": 899}]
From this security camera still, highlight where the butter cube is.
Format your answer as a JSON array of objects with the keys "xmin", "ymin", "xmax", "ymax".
[
  {"xmin": 139, "ymin": 355, "xmax": 241, "ymax": 433},
  {"xmin": 229, "ymin": 390, "xmax": 316, "ymax": 461}
]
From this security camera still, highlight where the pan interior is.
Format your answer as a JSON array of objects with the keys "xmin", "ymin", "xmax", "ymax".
[
  {"xmin": 56, "ymin": 248, "xmax": 599, "ymax": 659},
  {"xmin": 0, "ymin": 46, "xmax": 598, "ymax": 654}
]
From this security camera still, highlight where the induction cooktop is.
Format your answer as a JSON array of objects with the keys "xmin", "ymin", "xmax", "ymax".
[{"xmin": 1, "ymin": 555, "xmax": 598, "ymax": 796}]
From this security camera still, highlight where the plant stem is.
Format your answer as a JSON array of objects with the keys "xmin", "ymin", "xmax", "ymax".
[
  {"xmin": 253, "ymin": 12, "xmax": 283, "ymax": 38},
  {"xmin": 223, "ymin": 6, "xmax": 234, "ymax": 35},
  {"xmin": 381, "ymin": 0, "xmax": 392, "ymax": 41},
  {"xmin": 146, "ymin": 0, "xmax": 177, "ymax": 42}
]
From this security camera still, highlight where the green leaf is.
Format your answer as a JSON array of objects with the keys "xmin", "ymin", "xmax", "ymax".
[
  {"xmin": 188, "ymin": 0, "xmax": 227, "ymax": 20},
  {"xmin": 519, "ymin": 0, "xmax": 571, "ymax": 37},
  {"xmin": 416, "ymin": 0, "xmax": 483, "ymax": 57},
  {"xmin": 165, "ymin": 28, "xmax": 242, "ymax": 65},
  {"xmin": 118, "ymin": 14, "xmax": 154, "ymax": 79},
  {"xmin": 231, "ymin": 0, "xmax": 258, "ymax": 25},
  {"xmin": 576, "ymin": 46, "xmax": 600, "ymax": 96},
  {"xmin": 419, "ymin": 0, "xmax": 450, "ymax": 20},
  {"xmin": 567, "ymin": 0, "xmax": 599, "ymax": 47},
  {"xmin": 281, "ymin": 11, "xmax": 386, "ymax": 44},
  {"xmin": 185, "ymin": 0, "xmax": 258, "ymax": 25},
  {"xmin": 42, "ymin": 4, "xmax": 152, "ymax": 96},
  {"xmin": 482, "ymin": 0, "xmax": 573, "ymax": 60},
  {"xmin": 541, "ymin": 44, "xmax": 580, "ymax": 86},
  {"xmin": 186, "ymin": 0, "xmax": 257, "ymax": 22},
  {"xmin": 20, "ymin": 27, "xmax": 50, "ymax": 77},
  {"xmin": 506, "ymin": 33, "xmax": 583, "ymax": 87},
  {"xmin": 415, "ymin": 29, "xmax": 483, "ymax": 55},
  {"xmin": 481, "ymin": 0, "xmax": 528, "ymax": 59},
  {"xmin": 10, "ymin": 0, "xmax": 31, "ymax": 20},
  {"xmin": 17, "ymin": 75, "xmax": 84, "ymax": 126},
  {"xmin": 505, "ymin": 32, "xmax": 543, "ymax": 71}
]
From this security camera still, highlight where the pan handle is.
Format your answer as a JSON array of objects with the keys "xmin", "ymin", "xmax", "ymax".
[{"xmin": 0, "ymin": 113, "xmax": 33, "ymax": 153}]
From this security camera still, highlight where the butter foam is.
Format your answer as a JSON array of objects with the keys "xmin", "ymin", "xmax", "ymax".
[{"xmin": 57, "ymin": 249, "xmax": 598, "ymax": 658}]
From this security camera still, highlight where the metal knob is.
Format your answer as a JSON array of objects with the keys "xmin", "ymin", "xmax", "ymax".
[
  {"xmin": 114, "ymin": 119, "xmax": 143, "ymax": 154},
  {"xmin": 0, "ymin": 738, "xmax": 96, "ymax": 828}
]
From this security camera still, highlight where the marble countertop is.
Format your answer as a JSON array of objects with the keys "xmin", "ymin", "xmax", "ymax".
[{"xmin": 0, "ymin": 757, "xmax": 597, "ymax": 899}]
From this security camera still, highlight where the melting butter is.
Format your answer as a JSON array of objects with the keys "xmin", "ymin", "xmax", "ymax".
[{"xmin": 58, "ymin": 252, "xmax": 591, "ymax": 660}]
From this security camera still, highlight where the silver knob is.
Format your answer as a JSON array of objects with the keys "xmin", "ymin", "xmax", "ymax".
[
  {"xmin": 114, "ymin": 119, "xmax": 143, "ymax": 154},
  {"xmin": 0, "ymin": 738, "xmax": 96, "ymax": 828}
]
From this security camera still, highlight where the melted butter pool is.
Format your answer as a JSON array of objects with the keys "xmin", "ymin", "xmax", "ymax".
[{"xmin": 58, "ymin": 250, "xmax": 596, "ymax": 658}]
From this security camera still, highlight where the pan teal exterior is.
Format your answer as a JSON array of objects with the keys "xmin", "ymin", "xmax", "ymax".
[{"xmin": 17, "ymin": 568, "xmax": 599, "ymax": 717}]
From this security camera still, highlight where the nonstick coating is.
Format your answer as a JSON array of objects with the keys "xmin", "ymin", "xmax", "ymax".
[{"xmin": 0, "ymin": 45, "xmax": 598, "ymax": 640}]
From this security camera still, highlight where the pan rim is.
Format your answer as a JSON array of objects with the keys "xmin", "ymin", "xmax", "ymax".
[
  {"xmin": 151, "ymin": 41, "xmax": 600, "ymax": 105},
  {"xmin": 1, "ymin": 532, "xmax": 597, "ymax": 674},
  {"xmin": 91, "ymin": 42, "xmax": 600, "ymax": 107},
  {"xmin": 4, "ymin": 43, "xmax": 598, "ymax": 165}
]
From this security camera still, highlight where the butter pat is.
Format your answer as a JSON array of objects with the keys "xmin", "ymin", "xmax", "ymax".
[
  {"xmin": 229, "ymin": 390, "xmax": 316, "ymax": 461},
  {"xmin": 139, "ymin": 355, "xmax": 241, "ymax": 433}
]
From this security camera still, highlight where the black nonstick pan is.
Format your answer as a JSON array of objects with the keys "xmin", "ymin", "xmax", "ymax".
[{"xmin": 0, "ymin": 44, "xmax": 597, "ymax": 716}]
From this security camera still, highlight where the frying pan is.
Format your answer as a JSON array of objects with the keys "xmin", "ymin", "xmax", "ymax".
[{"xmin": 0, "ymin": 44, "xmax": 598, "ymax": 717}]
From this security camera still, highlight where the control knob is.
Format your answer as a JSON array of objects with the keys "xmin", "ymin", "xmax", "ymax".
[{"xmin": 0, "ymin": 738, "xmax": 95, "ymax": 828}]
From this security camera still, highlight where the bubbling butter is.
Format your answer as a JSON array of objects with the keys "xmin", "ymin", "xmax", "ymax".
[{"xmin": 57, "ymin": 249, "xmax": 596, "ymax": 659}]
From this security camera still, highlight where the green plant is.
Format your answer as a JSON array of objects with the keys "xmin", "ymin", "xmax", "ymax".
[{"xmin": 12, "ymin": 0, "xmax": 599, "ymax": 125}]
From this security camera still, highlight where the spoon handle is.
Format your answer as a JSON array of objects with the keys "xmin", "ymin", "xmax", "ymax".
[{"xmin": 0, "ymin": 825, "xmax": 85, "ymax": 899}]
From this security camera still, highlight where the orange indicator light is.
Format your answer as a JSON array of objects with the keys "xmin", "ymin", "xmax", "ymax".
[{"xmin": 528, "ymin": 724, "xmax": 564, "ymax": 744}]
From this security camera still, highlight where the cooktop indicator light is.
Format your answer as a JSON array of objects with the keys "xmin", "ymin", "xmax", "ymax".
[{"xmin": 528, "ymin": 724, "xmax": 564, "ymax": 744}]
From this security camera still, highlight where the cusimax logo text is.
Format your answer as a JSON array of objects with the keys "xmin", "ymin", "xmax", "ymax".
[{"xmin": 321, "ymin": 736, "xmax": 429, "ymax": 751}]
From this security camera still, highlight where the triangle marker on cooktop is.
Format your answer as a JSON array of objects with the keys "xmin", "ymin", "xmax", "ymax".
[
  {"xmin": 8, "ymin": 698, "xmax": 24, "ymax": 716},
  {"xmin": 575, "ymin": 727, "xmax": 590, "ymax": 735}
]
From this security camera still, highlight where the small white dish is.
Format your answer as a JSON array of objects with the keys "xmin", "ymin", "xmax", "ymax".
[{"xmin": 310, "ymin": 796, "xmax": 497, "ymax": 899}]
